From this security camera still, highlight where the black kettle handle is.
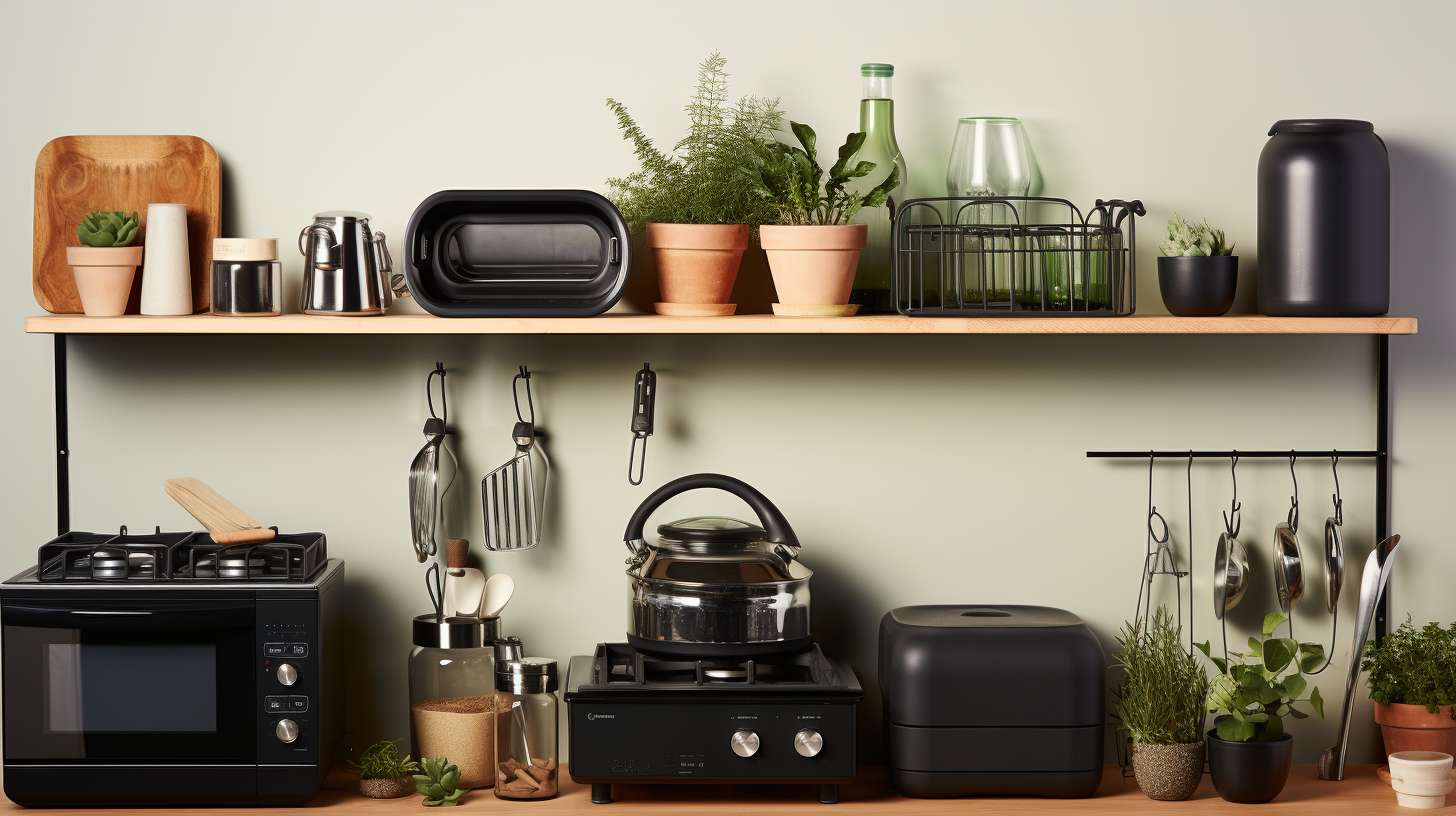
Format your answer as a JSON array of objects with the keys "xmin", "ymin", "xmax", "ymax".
[{"xmin": 622, "ymin": 473, "xmax": 799, "ymax": 551}]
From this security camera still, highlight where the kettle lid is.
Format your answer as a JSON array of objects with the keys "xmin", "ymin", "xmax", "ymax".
[{"xmin": 657, "ymin": 516, "xmax": 766, "ymax": 544}]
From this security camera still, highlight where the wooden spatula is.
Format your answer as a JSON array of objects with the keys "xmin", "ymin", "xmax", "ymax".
[{"xmin": 164, "ymin": 477, "xmax": 276, "ymax": 545}]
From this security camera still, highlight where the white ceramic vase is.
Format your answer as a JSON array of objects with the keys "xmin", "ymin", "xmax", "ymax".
[
  {"xmin": 1389, "ymin": 750, "xmax": 1454, "ymax": 809},
  {"xmin": 140, "ymin": 202, "xmax": 192, "ymax": 315}
]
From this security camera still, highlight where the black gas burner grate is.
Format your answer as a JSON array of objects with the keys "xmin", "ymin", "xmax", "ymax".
[
  {"xmin": 593, "ymin": 643, "xmax": 840, "ymax": 689},
  {"xmin": 36, "ymin": 528, "xmax": 327, "ymax": 583}
]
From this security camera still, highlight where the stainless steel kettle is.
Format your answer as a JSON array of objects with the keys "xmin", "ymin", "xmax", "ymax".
[{"xmin": 298, "ymin": 211, "xmax": 394, "ymax": 315}]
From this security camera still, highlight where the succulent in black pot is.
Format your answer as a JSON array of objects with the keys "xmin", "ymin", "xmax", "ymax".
[
  {"xmin": 1197, "ymin": 611, "xmax": 1326, "ymax": 804},
  {"xmin": 1157, "ymin": 214, "xmax": 1238, "ymax": 316}
]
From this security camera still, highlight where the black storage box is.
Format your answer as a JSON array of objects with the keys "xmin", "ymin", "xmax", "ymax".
[{"xmin": 879, "ymin": 605, "xmax": 1104, "ymax": 798}]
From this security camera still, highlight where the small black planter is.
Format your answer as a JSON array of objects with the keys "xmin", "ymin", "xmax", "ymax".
[
  {"xmin": 1206, "ymin": 731, "xmax": 1293, "ymax": 804},
  {"xmin": 1157, "ymin": 255, "xmax": 1238, "ymax": 316}
]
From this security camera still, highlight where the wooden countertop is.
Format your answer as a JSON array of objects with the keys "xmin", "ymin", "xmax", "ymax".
[{"xmin": 0, "ymin": 765, "xmax": 1410, "ymax": 813}]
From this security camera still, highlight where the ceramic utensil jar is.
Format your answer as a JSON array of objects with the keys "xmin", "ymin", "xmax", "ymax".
[
  {"xmin": 211, "ymin": 238, "xmax": 281, "ymax": 315},
  {"xmin": 140, "ymin": 202, "xmax": 193, "ymax": 315},
  {"xmin": 298, "ymin": 211, "xmax": 393, "ymax": 315}
]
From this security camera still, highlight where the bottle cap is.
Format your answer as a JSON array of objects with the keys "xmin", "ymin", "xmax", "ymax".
[
  {"xmin": 861, "ymin": 63, "xmax": 894, "ymax": 77},
  {"xmin": 496, "ymin": 657, "xmax": 558, "ymax": 694},
  {"xmin": 212, "ymin": 238, "xmax": 278, "ymax": 261}
]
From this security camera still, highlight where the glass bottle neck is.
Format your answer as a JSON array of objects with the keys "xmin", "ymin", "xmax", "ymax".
[
  {"xmin": 861, "ymin": 74, "xmax": 893, "ymax": 101},
  {"xmin": 859, "ymin": 98, "xmax": 896, "ymax": 138}
]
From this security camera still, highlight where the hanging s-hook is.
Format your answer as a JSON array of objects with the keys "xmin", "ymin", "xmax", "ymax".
[
  {"xmin": 512, "ymin": 365, "xmax": 535, "ymax": 424},
  {"xmin": 1331, "ymin": 452, "xmax": 1344, "ymax": 526},
  {"xmin": 1287, "ymin": 451, "xmax": 1300, "ymax": 533},
  {"xmin": 1135, "ymin": 452, "xmax": 1156, "ymax": 626},
  {"xmin": 1223, "ymin": 451, "xmax": 1242, "ymax": 537},
  {"xmin": 426, "ymin": 362, "xmax": 448, "ymax": 427}
]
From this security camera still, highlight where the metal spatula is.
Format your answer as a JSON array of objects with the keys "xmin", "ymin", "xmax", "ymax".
[{"xmin": 482, "ymin": 366, "xmax": 549, "ymax": 552}]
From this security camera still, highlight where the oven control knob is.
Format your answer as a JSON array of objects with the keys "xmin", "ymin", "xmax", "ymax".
[
  {"xmin": 794, "ymin": 728, "xmax": 824, "ymax": 758},
  {"xmin": 730, "ymin": 729, "xmax": 760, "ymax": 758},
  {"xmin": 276, "ymin": 663, "xmax": 298, "ymax": 687},
  {"xmin": 275, "ymin": 718, "xmax": 300, "ymax": 744}
]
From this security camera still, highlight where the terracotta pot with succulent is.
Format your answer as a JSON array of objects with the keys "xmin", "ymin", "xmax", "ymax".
[
  {"xmin": 1197, "ymin": 611, "xmax": 1326, "ymax": 804},
  {"xmin": 1115, "ymin": 607, "xmax": 1211, "ymax": 801},
  {"xmin": 1157, "ymin": 214, "xmax": 1238, "ymax": 317},
  {"xmin": 745, "ymin": 121, "xmax": 900, "ymax": 316},
  {"xmin": 67, "ymin": 210, "xmax": 142, "ymax": 316},
  {"xmin": 606, "ymin": 52, "xmax": 780, "ymax": 316},
  {"xmin": 414, "ymin": 755, "xmax": 469, "ymax": 807},
  {"xmin": 351, "ymin": 739, "xmax": 421, "ymax": 799},
  {"xmin": 1363, "ymin": 618, "xmax": 1456, "ymax": 758}
]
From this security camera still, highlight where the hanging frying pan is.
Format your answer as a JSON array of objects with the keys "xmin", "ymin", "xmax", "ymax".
[
  {"xmin": 1214, "ymin": 528, "xmax": 1250, "ymax": 619},
  {"xmin": 1322, "ymin": 457, "xmax": 1346, "ymax": 613}
]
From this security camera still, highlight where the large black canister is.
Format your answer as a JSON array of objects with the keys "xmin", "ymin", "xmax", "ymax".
[{"xmin": 1257, "ymin": 119, "xmax": 1388, "ymax": 315}]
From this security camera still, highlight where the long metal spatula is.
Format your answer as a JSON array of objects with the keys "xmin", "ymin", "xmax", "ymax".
[
  {"xmin": 483, "ymin": 366, "xmax": 549, "ymax": 552},
  {"xmin": 1318, "ymin": 534, "xmax": 1400, "ymax": 781}
]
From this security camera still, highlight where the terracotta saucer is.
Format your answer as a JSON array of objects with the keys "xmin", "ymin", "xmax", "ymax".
[
  {"xmin": 771, "ymin": 303, "xmax": 860, "ymax": 317},
  {"xmin": 654, "ymin": 302, "xmax": 737, "ymax": 317}
]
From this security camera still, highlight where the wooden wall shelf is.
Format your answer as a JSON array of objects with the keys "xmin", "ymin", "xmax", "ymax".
[{"xmin": 24, "ymin": 313, "xmax": 1418, "ymax": 336}]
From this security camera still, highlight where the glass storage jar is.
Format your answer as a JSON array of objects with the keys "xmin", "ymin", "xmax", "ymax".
[
  {"xmin": 494, "ymin": 658, "xmax": 559, "ymax": 800},
  {"xmin": 409, "ymin": 615, "xmax": 501, "ymax": 789}
]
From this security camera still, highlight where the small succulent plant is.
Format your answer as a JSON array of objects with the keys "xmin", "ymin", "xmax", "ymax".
[
  {"xmin": 1160, "ymin": 213, "xmax": 1234, "ymax": 257},
  {"xmin": 76, "ymin": 210, "xmax": 140, "ymax": 248},
  {"xmin": 413, "ymin": 756, "xmax": 467, "ymax": 807}
]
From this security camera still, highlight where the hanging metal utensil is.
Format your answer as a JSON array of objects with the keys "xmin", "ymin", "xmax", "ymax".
[
  {"xmin": 409, "ymin": 363, "xmax": 457, "ymax": 565},
  {"xmin": 1213, "ymin": 453, "xmax": 1250, "ymax": 622},
  {"xmin": 482, "ymin": 366, "xmax": 550, "ymax": 552},
  {"xmin": 1324, "ymin": 454, "xmax": 1347, "ymax": 613},
  {"xmin": 628, "ymin": 363, "xmax": 656, "ymax": 486},
  {"xmin": 1273, "ymin": 452, "xmax": 1305, "ymax": 613},
  {"xmin": 1134, "ymin": 454, "xmax": 1187, "ymax": 631}
]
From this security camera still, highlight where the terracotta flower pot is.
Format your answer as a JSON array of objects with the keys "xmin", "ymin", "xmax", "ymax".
[
  {"xmin": 359, "ymin": 775, "xmax": 414, "ymax": 799},
  {"xmin": 646, "ymin": 223, "xmax": 748, "ymax": 315},
  {"xmin": 66, "ymin": 245, "xmax": 143, "ymax": 316},
  {"xmin": 761, "ymin": 224, "xmax": 866, "ymax": 313},
  {"xmin": 1376, "ymin": 703, "xmax": 1456, "ymax": 757},
  {"xmin": 1131, "ymin": 741, "xmax": 1205, "ymax": 801}
]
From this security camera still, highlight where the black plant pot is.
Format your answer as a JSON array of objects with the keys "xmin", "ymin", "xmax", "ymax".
[
  {"xmin": 1158, "ymin": 256, "xmax": 1239, "ymax": 316},
  {"xmin": 1206, "ymin": 731, "xmax": 1293, "ymax": 804}
]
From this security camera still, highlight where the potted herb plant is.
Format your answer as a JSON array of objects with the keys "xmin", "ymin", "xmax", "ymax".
[
  {"xmin": 1197, "ymin": 612, "xmax": 1325, "ymax": 804},
  {"xmin": 1157, "ymin": 213, "xmax": 1238, "ymax": 316},
  {"xmin": 1363, "ymin": 619, "xmax": 1456, "ymax": 757},
  {"xmin": 606, "ymin": 52, "xmax": 780, "ymax": 316},
  {"xmin": 1114, "ymin": 607, "xmax": 1210, "ymax": 801},
  {"xmin": 351, "ymin": 739, "xmax": 420, "ymax": 799},
  {"xmin": 745, "ymin": 121, "xmax": 900, "ymax": 316},
  {"xmin": 66, "ymin": 210, "xmax": 141, "ymax": 316}
]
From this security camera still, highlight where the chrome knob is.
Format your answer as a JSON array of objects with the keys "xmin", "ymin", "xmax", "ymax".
[
  {"xmin": 794, "ymin": 728, "xmax": 824, "ymax": 758},
  {"xmin": 275, "ymin": 718, "xmax": 299, "ymax": 744},
  {"xmin": 276, "ymin": 663, "xmax": 298, "ymax": 686},
  {"xmin": 730, "ymin": 729, "xmax": 760, "ymax": 758}
]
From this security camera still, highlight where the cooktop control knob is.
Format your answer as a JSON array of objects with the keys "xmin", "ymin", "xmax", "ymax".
[
  {"xmin": 276, "ymin": 663, "xmax": 298, "ymax": 686},
  {"xmin": 730, "ymin": 729, "xmax": 760, "ymax": 758},
  {"xmin": 794, "ymin": 728, "xmax": 824, "ymax": 758},
  {"xmin": 275, "ymin": 718, "xmax": 299, "ymax": 744}
]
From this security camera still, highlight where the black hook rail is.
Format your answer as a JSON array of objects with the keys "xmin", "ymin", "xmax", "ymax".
[{"xmin": 1087, "ymin": 449, "xmax": 1383, "ymax": 459}]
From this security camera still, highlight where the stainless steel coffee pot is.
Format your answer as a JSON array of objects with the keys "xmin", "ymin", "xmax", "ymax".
[{"xmin": 298, "ymin": 211, "xmax": 394, "ymax": 315}]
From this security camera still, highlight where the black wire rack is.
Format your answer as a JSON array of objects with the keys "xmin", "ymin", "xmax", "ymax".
[{"xmin": 892, "ymin": 196, "xmax": 1144, "ymax": 316}]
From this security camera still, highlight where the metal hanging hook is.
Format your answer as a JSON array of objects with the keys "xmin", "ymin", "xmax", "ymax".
[
  {"xmin": 512, "ymin": 365, "xmax": 535, "ymax": 425},
  {"xmin": 1287, "ymin": 451, "xmax": 1300, "ymax": 532},
  {"xmin": 1222, "ymin": 451, "xmax": 1242, "ymax": 538},
  {"xmin": 1331, "ymin": 452, "xmax": 1344, "ymax": 526},
  {"xmin": 1149, "ymin": 507, "xmax": 1170, "ymax": 544},
  {"xmin": 627, "ymin": 363, "xmax": 656, "ymax": 486},
  {"xmin": 426, "ymin": 361, "xmax": 448, "ymax": 426}
]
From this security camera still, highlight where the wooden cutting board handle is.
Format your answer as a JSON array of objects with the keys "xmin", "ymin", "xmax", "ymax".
[{"xmin": 164, "ymin": 477, "xmax": 276, "ymax": 545}]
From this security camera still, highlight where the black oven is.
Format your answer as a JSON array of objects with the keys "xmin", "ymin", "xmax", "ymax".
[{"xmin": 0, "ymin": 560, "xmax": 343, "ymax": 807}]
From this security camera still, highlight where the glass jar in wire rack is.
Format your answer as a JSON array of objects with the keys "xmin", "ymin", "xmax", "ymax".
[
  {"xmin": 495, "ymin": 658, "xmax": 559, "ymax": 800},
  {"xmin": 409, "ymin": 615, "xmax": 502, "ymax": 790}
]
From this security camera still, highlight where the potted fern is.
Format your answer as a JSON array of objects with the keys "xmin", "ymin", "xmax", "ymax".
[
  {"xmin": 351, "ymin": 739, "xmax": 420, "ymax": 799},
  {"xmin": 1114, "ymin": 607, "xmax": 1210, "ymax": 801},
  {"xmin": 745, "ymin": 121, "xmax": 900, "ymax": 316},
  {"xmin": 606, "ymin": 52, "xmax": 779, "ymax": 316},
  {"xmin": 1197, "ymin": 611, "xmax": 1325, "ymax": 804},
  {"xmin": 66, "ymin": 210, "xmax": 142, "ymax": 316},
  {"xmin": 1157, "ymin": 214, "xmax": 1238, "ymax": 316},
  {"xmin": 1363, "ymin": 619, "xmax": 1456, "ymax": 758}
]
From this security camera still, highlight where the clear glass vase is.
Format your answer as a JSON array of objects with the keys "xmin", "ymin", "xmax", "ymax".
[{"xmin": 945, "ymin": 118, "xmax": 1042, "ymax": 306}]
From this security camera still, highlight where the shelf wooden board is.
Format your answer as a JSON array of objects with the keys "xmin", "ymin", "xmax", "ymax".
[
  {"xmin": 0, "ymin": 765, "xmax": 1408, "ymax": 814},
  {"xmin": 24, "ymin": 313, "xmax": 1418, "ymax": 336}
]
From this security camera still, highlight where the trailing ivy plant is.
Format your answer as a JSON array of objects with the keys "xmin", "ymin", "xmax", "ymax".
[
  {"xmin": 744, "ymin": 121, "xmax": 901, "ymax": 225},
  {"xmin": 605, "ymin": 52, "xmax": 782, "ymax": 228},
  {"xmin": 1160, "ymin": 213, "xmax": 1234, "ymax": 257},
  {"xmin": 1114, "ymin": 606, "xmax": 1210, "ymax": 745},
  {"xmin": 1362, "ymin": 618, "xmax": 1456, "ymax": 716},
  {"xmin": 350, "ymin": 739, "xmax": 420, "ymax": 780},
  {"xmin": 1196, "ymin": 611, "xmax": 1325, "ymax": 742}
]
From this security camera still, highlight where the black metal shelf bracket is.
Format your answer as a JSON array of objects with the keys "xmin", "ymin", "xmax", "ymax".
[{"xmin": 54, "ymin": 334, "xmax": 68, "ymax": 536}]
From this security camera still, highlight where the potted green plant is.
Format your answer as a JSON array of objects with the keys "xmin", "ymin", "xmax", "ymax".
[
  {"xmin": 1157, "ymin": 213, "xmax": 1238, "ymax": 316},
  {"xmin": 744, "ymin": 121, "xmax": 900, "ymax": 316},
  {"xmin": 66, "ymin": 210, "xmax": 141, "ymax": 316},
  {"xmin": 1114, "ymin": 607, "xmax": 1210, "ymax": 801},
  {"xmin": 1197, "ymin": 611, "xmax": 1325, "ymax": 804},
  {"xmin": 1363, "ymin": 618, "xmax": 1456, "ymax": 757},
  {"xmin": 414, "ymin": 755, "xmax": 468, "ymax": 807},
  {"xmin": 606, "ymin": 52, "xmax": 780, "ymax": 316},
  {"xmin": 351, "ymin": 739, "xmax": 421, "ymax": 799}
]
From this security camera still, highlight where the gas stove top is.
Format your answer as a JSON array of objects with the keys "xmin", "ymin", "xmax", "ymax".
[
  {"xmin": 564, "ymin": 643, "xmax": 861, "ymax": 804},
  {"xmin": 6, "ymin": 528, "xmax": 329, "ymax": 585}
]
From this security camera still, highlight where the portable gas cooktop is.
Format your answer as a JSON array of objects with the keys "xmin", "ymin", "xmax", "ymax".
[{"xmin": 564, "ymin": 643, "xmax": 862, "ymax": 804}]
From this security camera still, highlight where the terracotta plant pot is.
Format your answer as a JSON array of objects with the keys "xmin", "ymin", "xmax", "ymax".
[
  {"xmin": 761, "ymin": 224, "xmax": 866, "ymax": 312},
  {"xmin": 1376, "ymin": 703, "xmax": 1456, "ymax": 757},
  {"xmin": 646, "ymin": 223, "xmax": 748, "ymax": 315},
  {"xmin": 67, "ymin": 246, "xmax": 143, "ymax": 316},
  {"xmin": 1131, "ymin": 740, "xmax": 1205, "ymax": 801},
  {"xmin": 359, "ymin": 775, "xmax": 414, "ymax": 799}
]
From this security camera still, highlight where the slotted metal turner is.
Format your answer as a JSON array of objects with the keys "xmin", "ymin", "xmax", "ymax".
[{"xmin": 482, "ymin": 366, "xmax": 550, "ymax": 552}]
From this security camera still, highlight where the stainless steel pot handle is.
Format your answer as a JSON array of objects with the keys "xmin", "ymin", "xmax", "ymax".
[{"xmin": 622, "ymin": 473, "xmax": 800, "ymax": 556}]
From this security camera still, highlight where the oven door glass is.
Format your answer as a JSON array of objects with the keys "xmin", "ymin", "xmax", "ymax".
[{"xmin": 3, "ymin": 596, "xmax": 255, "ymax": 763}]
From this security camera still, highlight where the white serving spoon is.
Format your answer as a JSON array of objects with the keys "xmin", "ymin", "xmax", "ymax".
[{"xmin": 479, "ymin": 573, "xmax": 515, "ymax": 619}]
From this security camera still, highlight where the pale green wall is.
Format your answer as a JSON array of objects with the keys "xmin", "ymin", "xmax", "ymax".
[{"xmin": 2, "ymin": 0, "xmax": 1451, "ymax": 765}]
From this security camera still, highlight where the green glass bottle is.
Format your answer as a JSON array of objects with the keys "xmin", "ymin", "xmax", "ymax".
[{"xmin": 849, "ymin": 62, "xmax": 909, "ymax": 314}]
